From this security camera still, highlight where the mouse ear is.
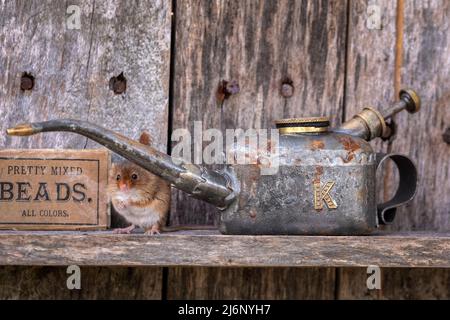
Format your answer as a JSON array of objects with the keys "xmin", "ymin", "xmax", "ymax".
[{"xmin": 139, "ymin": 130, "xmax": 152, "ymax": 146}]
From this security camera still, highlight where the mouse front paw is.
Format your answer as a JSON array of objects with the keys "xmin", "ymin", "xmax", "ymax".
[
  {"xmin": 144, "ymin": 225, "xmax": 161, "ymax": 235},
  {"xmin": 113, "ymin": 224, "xmax": 136, "ymax": 234}
]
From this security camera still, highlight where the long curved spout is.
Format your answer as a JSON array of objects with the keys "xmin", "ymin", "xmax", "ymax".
[{"xmin": 7, "ymin": 119, "xmax": 236, "ymax": 209}]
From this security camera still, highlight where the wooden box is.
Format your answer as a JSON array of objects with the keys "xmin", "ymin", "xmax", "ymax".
[{"xmin": 0, "ymin": 149, "xmax": 110, "ymax": 230}]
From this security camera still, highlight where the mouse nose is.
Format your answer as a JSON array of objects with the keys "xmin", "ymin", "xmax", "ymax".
[{"xmin": 119, "ymin": 182, "xmax": 128, "ymax": 191}]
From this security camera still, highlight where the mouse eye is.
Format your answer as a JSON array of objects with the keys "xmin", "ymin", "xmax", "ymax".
[
  {"xmin": 116, "ymin": 174, "xmax": 121, "ymax": 181},
  {"xmin": 131, "ymin": 173, "xmax": 138, "ymax": 180}
]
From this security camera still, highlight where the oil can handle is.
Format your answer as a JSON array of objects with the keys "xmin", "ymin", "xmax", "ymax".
[{"xmin": 376, "ymin": 153, "xmax": 418, "ymax": 225}]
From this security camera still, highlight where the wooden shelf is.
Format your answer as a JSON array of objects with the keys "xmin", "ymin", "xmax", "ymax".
[{"xmin": 0, "ymin": 230, "xmax": 449, "ymax": 268}]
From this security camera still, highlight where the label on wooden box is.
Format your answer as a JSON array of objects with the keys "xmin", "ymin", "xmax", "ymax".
[{"xmin": 0, "ymin": 149, "xmax": 110, "ymax": 230}]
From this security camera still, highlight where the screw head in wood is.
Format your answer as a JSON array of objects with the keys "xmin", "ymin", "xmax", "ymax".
[
  {"xmin": 109, "ymin": 72, "xmax": 127, "ymax": 94},
  {"xmin": 443, "ymin": 127, "xmax": 450, "ymax": 145},
  {"xmin": 281, "ymin": 79, "xmax": 294, "ymax": 98},
  {"xmin": 20, "ymin": 73, "xmax": 34, "ymax": 91},
  {"xmin": 217, "ymin": 80, "xmax": 240, "ymax": 103}
]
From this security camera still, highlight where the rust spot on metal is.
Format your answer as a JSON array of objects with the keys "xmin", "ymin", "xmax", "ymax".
[
  {"xmin": 245, "ymin": 165, "xmax": 261, "ymax": 184},
  {"xmin": 255, "ymin": 139, "xmax": 275, "ymax": 168},
  {"xmin": 338, "ymin": 136, "xmax": 360, "ymax": 163},
  {"xmin": 313, "ymin": 165, "xmax": 323, "ymax": 183},
  {"xmin": 20, "ymin": 72, "xmax": 34, "ymax": 90},
  {"xmin": 310, "ymin": 140, "xmax": 325, "ymax": 150},
  {"xmin": 357, "ymin": 188, "xmax": 365, "ymax": 201},
  {"xmin": 343, "ymin": 153, "xmax": 355, "ymax": 163},
  {"xmin": 266, "ymin": 140, "xmax": 274, "ymax": 153},
  {"xmin": 315, "ymin": 166, "xmax": 323, "ymax": 176},
  {"xmin": 338, "ymin": 136, "xmax": 361, "ymax": 153}
]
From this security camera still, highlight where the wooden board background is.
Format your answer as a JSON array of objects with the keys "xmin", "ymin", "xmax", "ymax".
[
  {"xmin": 338, "ymin": 0, "xmax": 450, "ymax": 299},
  {"xmin": 168, "ymin": 0, "xmax": 347, "ymax": 299},
  {"xmin": 0, "ymin": 0, "xmax": 449, "ymax": 299},
  {"xmin": 0, "ymin": 0, "xmax": 171, "ymax": 299}
]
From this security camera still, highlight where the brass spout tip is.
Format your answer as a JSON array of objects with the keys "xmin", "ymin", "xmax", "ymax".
[
  {"xmin": 399, "ymin": 89, "xmax": 421, "ymax": 113},
  {"xmin": 6, "ymin": 124, "xmax": 35, "ymax": 136}
]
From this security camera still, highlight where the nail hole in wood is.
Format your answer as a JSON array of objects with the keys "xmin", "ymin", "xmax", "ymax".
[
  {"xmin": 216, "ymin": 80, "xmax": 240, "ymax": 103},
  {"xmin": 109, "ymin": 72, "xmax": 127, "ymax": 94},
  {"xmin": 281, "ymin": 78, "xmax": 294, "ymax": 98},
  {"xmin": 20, "ymin": 72, "xmax": 35, "ymax": 91}
]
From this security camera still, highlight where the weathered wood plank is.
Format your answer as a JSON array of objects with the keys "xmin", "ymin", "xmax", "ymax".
[
  {"xmin": 0, "ymin": 0, "xmax": 171, "ymax": 227},
  {"xmin": 167, "ymin": 267, "xmax": 336, "ymax": 299},
  {"xmin": 345, "ymin": 0, "xmax": 398, "ymax": 115},
  {"xmin": 337, "ymin": 267, "xmax": 450, "ymax": 299},
  {"xmin": 0, "ymin": 149, "xmax": 110, "ymax": 230},
  {"xmin": 0, "ymin": 266, "xmax": 162, "ymax": 299},
  {"xmin": 337, "ymin": 0, "xmax": 399, "ymax": 300},
  {"xmin": 388, "ymin": 0, "xmax": 450, "ymax": 232},
  {"xmin": 339, "ymin": 0, "xmax": 450, "ymax": 300},
  {"xmin": 170, "ymin": 0, "xmax": 348, "ymax": 301},
  {"xmin": 0, "ymin": 0, "xmax": 171, "ymax": 300},
  {"xmin": 344, "ymin": 0, "xmax": 397, "ymax": 198},
  {"xmin": 0, "ymin": 230, "xmax": 449, "ymax": 267},
  {"xmin": 170, "ymin": 0, "xmax": 348, "ymax": 225},
  {"xmin": 0, "ymin": 0, "xmax": 170, "ymax": 152}
]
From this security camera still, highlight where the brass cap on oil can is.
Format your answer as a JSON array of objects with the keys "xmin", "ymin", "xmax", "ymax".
[{"xmin": 275, "ymin": 117, "xmax": 330, "ymax": 134}]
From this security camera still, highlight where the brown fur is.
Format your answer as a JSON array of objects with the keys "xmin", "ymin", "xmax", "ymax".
[
  {"xmin": 108, "ymin": 131, "xmax": 216, "ymax": 234},
  {"xmin": 108, "ymin": 131, "xmax": 170, "ymax": 234},
  {"xmin": 138, "ymin": 130, "xmax": 152, "ymax": 146}
]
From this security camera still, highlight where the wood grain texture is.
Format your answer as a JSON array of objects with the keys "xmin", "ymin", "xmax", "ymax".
[
  {"xmin": 0, "ymin": 0, "xmax": 171, "ymax": 300},
  {"xmin": 170, "ymin": 0, "xmax": 348, "ymax": 225},
  {"xmin": 337, "ymin": 0, "xmax": 398, "ymax": 300},
  {"xmin": 344, "ymin": 0, "xmax": 397, "ymax": 203},
  {"xmin": 169, "ymin": 0, "xmax": 348, "ymax": 302},
  {"xmin": 167, "ymin": 267, "xmax": 335, "ymax": 299},
  {"xmin": 1, "ymin": 0, "xmax": 448, "ymax": 301},
  {"xmin": 344, "ymin": 0, "xmax": 398, "ymax": 114},
  {"xmin": 388, "ymin": 0, "xmax": 450, "ymax": 232},
  {"xmin": 337, "ymin": 267, "xmax": 450, "ymax": 299},
  {"xmin": 344, "ymin": 0, "xmax": 450, "ymax": 231},
  {"xmin": 0, "ymin": 266, "xmax": 162, "ymax": 299},
  {"xmin": 0, "ymin": 149, "xmax": 110, "ymax": 230},
  {"xmin": 0, "ymin": 0, "xmax": 170, "ymax": 151},
  {"xmin": 0, "ymin": 230, "xmax": 449, "ymax": 267},
  {"xmin": 339, "ymin": 0, "xmax": 450, "ymax": 300}
]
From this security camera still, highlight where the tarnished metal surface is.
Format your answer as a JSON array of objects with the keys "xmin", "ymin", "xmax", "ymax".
[
  {"xmin": 220, "ymin": 132, "xmax": 378, "ymax": 235},
  {"xmin": 376, "ymin": 153, "xmax": 418, "ymax": 225}
]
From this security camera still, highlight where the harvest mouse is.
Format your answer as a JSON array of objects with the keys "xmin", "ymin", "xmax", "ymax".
[{"xmin": 108, "ymin": 131, "xmax": 215, "ymax": 235}]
